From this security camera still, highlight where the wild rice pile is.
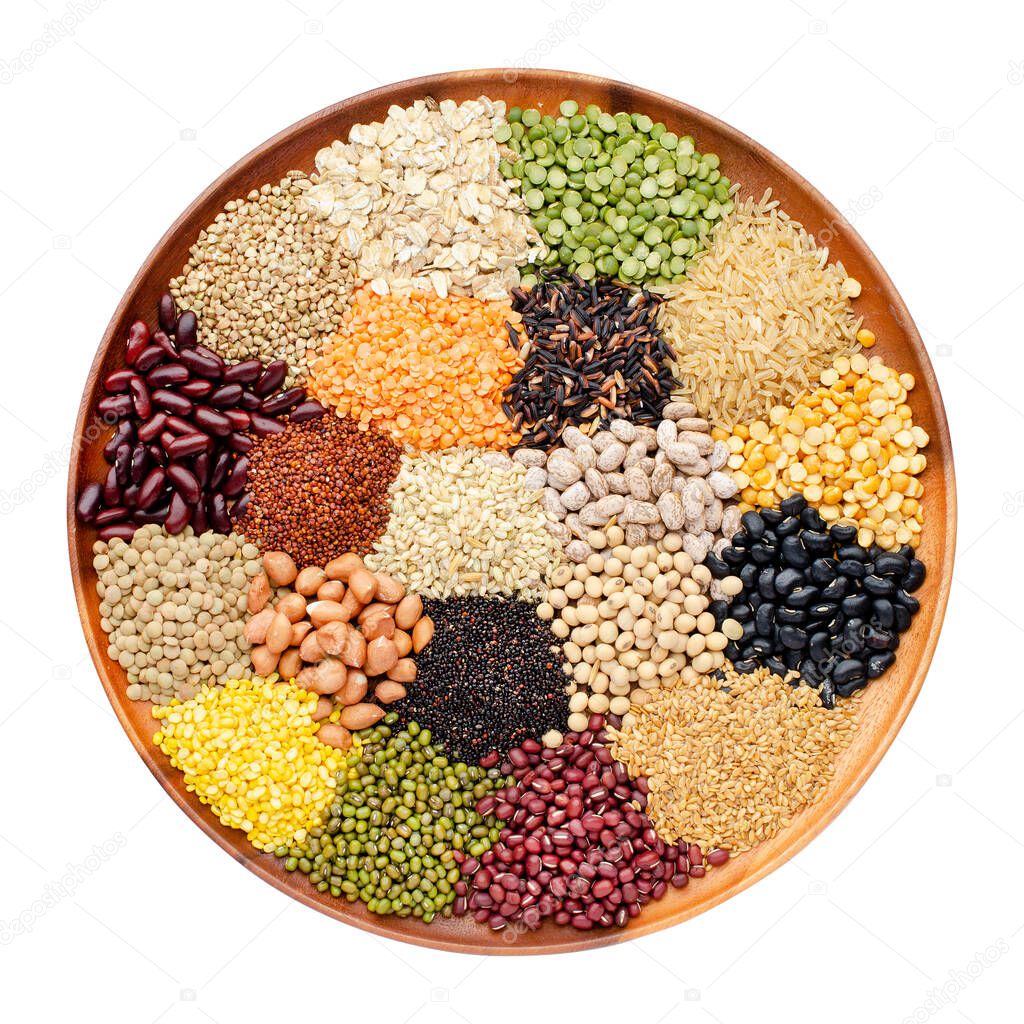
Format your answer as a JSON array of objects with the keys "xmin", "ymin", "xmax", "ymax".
[
  {"xmin": 364, "ymin": 447, "xmax": 564, "ymax": 600},
  {"xmin": 609, "ymin": 663, "xmax": 859, "ymax": 853},
  {"xmin": 657, "ymin": 190, "xmax": 862, "ymax": 430}
]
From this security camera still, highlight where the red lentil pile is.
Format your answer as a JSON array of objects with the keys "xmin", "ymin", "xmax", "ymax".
[{"xmin": 236, "ymin": 415, "xmax": 400, "ymax": 566}]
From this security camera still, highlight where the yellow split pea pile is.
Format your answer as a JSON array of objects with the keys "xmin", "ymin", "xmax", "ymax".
[{"xmin": 78, "ymin": 90, "xmax": 937, "ymax": 936}]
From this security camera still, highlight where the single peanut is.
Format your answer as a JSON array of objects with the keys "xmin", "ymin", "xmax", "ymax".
[
  {"xmin": 298, "ymin": 657, "xmax": 346, "ymax": 695},
  {"xmin": 394, "ymin": 594, "xmax": 423, "ymax": 631},
  {"xmin": 374, "ymin": 680, "xmax": 407, "ymax": 704},
  {"xmin": 347, "ymin": 568, "xmax": 378, "ymax": 604},
  {"xmin": 373, "ymin": 572, "xmax": 405, "ymax": 603},
  {"xmin": 412, "ymin": 616, "xmax": 435, "ymax": 653},
  {"xmin": 275, "ymin": 592, "xmax": 307, "ymax": 623},
  {"xmin": 362, "ymin": 612, "xmax": 395, "ymax": 641},
  {"xmin": 243, "ymin": 608, "xmax": 275, "ymax": 645},
  {"xmin": 265, "ymin": 612, "xmax": 293, "ymax": 655},
  {"xmin": 262, "ymin": 551, "xmax": 298, "ymax": 586},
  {"xmin": 338, "ymin": 703, "xmax": 385, "ymax": 730},
  {"xmin": 316, "ymin": 723, "xmax": 353, "ymax": 750},
  {"xmin": 364, "ymin": 636, "xmax": 399, "ymax": 676},
  {"xmin": 387, "ymin": 658, "xmax": 417, "ymax": 683},
  {"xmin": 309, "ymin": 600, "xmax": 349, "ymax": 628},
  {"xmin": 316, "ymin": 580, "xmax": 345, "ymax": 602},
  {"xmin": 325, "ymin": 553, "xmax": 363, "ymax": 582},
  {"xmin": 278, "ymin": 648, "xmax": 303, "ymax": 680},
  {"xmin": 247, "ymin": 572, "xmax": 271, "ymax": 613},
  {"xmin": 337, "ymin": 669, "xmax": 368, "ymax": 705},
  {"xmin": 295, "ymin": 566, "xmax": 328, "ymax": 596},
  {"xmin": 392, "ymin": 629, "xmax": 413, "ymax": 657},
  {"xmin": 250, "ymin": 644, "xmax": 279, "ymax": 676}
]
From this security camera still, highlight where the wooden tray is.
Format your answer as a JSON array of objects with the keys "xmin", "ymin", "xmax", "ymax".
[{"xmin": 66, "ymin": 69, "xmax": 956, "ymax": 954}]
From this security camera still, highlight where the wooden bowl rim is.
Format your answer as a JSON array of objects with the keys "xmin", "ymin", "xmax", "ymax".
[{"xmin": 66, "ymin": 67, "xmax": 956, "ymax": 955}]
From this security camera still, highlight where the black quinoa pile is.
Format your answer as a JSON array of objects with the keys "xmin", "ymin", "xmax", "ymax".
[{"xmin": 399, "ymin": 596, "xmax": 567, "ymax": 761}]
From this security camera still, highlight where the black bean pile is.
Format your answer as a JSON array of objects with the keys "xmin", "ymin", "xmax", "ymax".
[
  {"xmin": 502, "ymin": 271, "xmax": 676, "ymax": 448},
  {"xmin": 707, "ymin": 494, "xmax": 925, "ymax": 707},
  {"xmin": 399, "ymin": 597, "xmax": 567, "ymax": 761}
]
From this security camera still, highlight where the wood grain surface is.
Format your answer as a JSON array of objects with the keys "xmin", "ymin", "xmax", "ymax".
[{"xmin": 65, "ymin": 68, "xmax": 956, "ymax": 954}]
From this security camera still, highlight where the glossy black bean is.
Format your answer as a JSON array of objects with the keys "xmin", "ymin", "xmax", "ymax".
[
  {"xmin": 801, "ymin": 530, "xmax": 833, "ymax": 555},
  {"xmin": 764, "ymin": 656, "xmax": 788, "ymax": 677},
  {"xmin": 894, "ymin": 605, "xmax": 912, "ymax": 632},
  {"xmin": 799, "ymin": 507, "xmax": 826, "ymax": 531},
  {"xmin": 722, "ymin": 546, "xmax": 746, "ymax": 566},
  {"xmin": 808, "ymin": 631, "xmax": 831, "ymax": 660},
  {"xmin": 729, "ymin": 603, "xmax": 751, "ymax": 623},
  {"xmin": 807, "ymin": 601, "xmax": 838, "ymax": 621},
  {"xmin": 760, "ymin": 509, "xmax": 783, "ymax": 527},
  {"xmin": 829, "ymin": 523, "xmax": 857, "ymax": 544},
  {"xmin": 774, "ymin": 518, "xmax": 799, "ymax": 541},
  {"xmin": 740, "ymin": 620, "xmax": 758, "ymax": 644},
  {"xmin": 864, "ymin": 626, "xmax": 894, "ymax": 650},
  {"xmin": 837, "ymin": 544, "xmax": 869, "ymax": 562},
  {"xmin": 755, "ymin": 603, "xmax": 775, "ymax": 637},
  {"xmin": 769, "ymin": 568, "xmax": 800, "ymax": 596},
  {"xmin": 835, "ymin": 675, "xmax": 868, "ymax": 698},
  {"xmin": 833, "ymin": 658, "xmax": 866, "ymax": 686},
  {"xmin": 894, "ymin": 590, "xmax": 920, "ymax": 613},
  {"xmin": 820, "ymin": 576, "xmax": 848, "ymax": 601},
  {"xmin": 808, "ymin": 557, "xmax": 837, "ymax": 585},
  {"xmin": 786, "ymin": 586, "xmax": 819, "ymax": 609},
  {"xmin": 732, "ymin": 657, "xmax": 759, "ymax": 674},
  {"xmin": 837, "ymin": 558, "xmax": 867, "ymax": 579},
  {"xmin": 729, "ymin": 532, "xmax": 748, "ymax": 550},
  {"xmin": 871, "ymin": 598, "xmax": 895, "ymax": 629},
  {"xmin": 841, "ymin": 594, "xmax": 872, "ymax": 618},
  {"xmin": 862, "ymin": 574, "xmax": 896, "ymax": 598},
  {"xmin": 748, "ymin": 591, "xmax": 763, "ymax": 611},
  {"xmin": 873, "ymin": 552, "xmax": 909, "ymax": 577},
  {"xmin": 749, "ymin": 543, "xmax": 776, "ymax": 566},
  {"xmin": 819, "ymin": 678, "xmax": 837, "ymax": 708},
  {"xmin": 707, "ymin": 599, "xmax": 729, "ymax": 624},
  {"xmin": 740, "ymin": 510, "xmax": 764, "ymax": 539},
  {"xmin": 779, "ymin": 494, "xmax": 806, "ymax": 517},
  {"xmin": 704, "ymin": 553, "xmax": 730, "ymax": 579},
  {"xmin": 780, "ymin": 534, "xmax": 810, "ymax": 568},
  {"xmin": 867, "ymin": 650, "xmax": 896, "ymax": 677},
  {"xmin": 778, "ymin": 625, "xmax": 807, "ymax": 650},
  {"xmin": 758, "ymin": 567, "xmax": 776, "ymax": 599},
  {"xmin": 750, "ymin": 637, "xmax": 774, "ymax": 657},
  {"xmin": 903, "ymin": 559, "xmax": 926, "ymax": 592},
  {"xmin": 775, "ymin": 605, "xmax": 807, "ymax": 626}
]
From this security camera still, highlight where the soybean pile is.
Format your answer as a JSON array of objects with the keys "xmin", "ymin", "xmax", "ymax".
[{"xmin": 76, "ymin": 88, "xmax": 936, "ymax": 940}]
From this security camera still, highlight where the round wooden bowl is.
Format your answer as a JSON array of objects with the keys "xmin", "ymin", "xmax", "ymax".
[{"xmin": 67, "ymin": 69, "xmax": 955, "ymax": 954}]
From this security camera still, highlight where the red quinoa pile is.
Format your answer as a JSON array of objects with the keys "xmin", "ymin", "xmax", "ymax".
[{"xmin": 237, "ymin": 414, "xmax": 400, "ymax": 566}]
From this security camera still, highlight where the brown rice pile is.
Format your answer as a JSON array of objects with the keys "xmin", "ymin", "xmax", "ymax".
[
  {"xmin": 609, "ymin": 663, "xmax": 859, "ymax": 853},
  {"xmin": 657, "ymin": 189, "xmax": 862, "ymax": 430}
]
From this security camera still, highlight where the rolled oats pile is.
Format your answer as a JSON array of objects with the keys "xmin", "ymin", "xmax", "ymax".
[{"xmin": 301, "ymin": 97, "xmax": 545, "ymax": 300}]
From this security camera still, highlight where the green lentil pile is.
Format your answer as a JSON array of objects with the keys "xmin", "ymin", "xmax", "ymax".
[
  {"xmin": 276, "ymin": 714, "xmax": 507, "ymax": 920},
  {"xmin": 496, "ymin": 100, "xmax": 733, "ymax": 285}
]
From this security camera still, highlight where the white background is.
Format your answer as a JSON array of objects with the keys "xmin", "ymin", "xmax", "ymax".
[{"xmin": 0, "ymin": 0, "xmax": 1019, "ymax": 1020}]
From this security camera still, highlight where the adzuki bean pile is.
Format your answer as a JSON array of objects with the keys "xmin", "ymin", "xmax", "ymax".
[
  {"xmin": 76, "ymin": 293, "xmax": 326, "ymax": 543},
  {"xmin": 235, "ymin": 414, "xmax": 400, "ymax": 568},
  {"xmin": 707, "ymin": 493, "xmax": 925, "ymax": 706},
  {"xmin": 503, "ymin": 271, "xmax": 677, "ymax": 448},
  {"xmin": 455, "ymin": 715, "xmax": 728, "ymax": 931}
]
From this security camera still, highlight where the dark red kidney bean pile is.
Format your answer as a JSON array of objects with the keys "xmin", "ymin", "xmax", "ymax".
[
  {"xmin": 454, "ymin": 714, "xmax": 728, "ymax": 932},
  {"xmin": 706, "ymin": 493, "xmax": 926, "ymax": 707},
  {"xmin": 75, "ymin": 293, "xmax": 327, "ymax": 543}
]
